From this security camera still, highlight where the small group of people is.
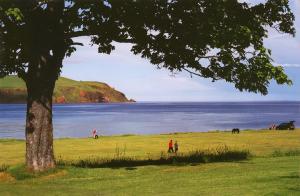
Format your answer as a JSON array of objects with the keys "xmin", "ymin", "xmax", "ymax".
[{"xmin": 168, "ymin": 139, "xmax": 178, "ymax": 153}]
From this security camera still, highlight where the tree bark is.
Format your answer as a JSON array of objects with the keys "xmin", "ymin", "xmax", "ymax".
[
  {"xmin": 13, "ymin": 0, "xmax": 65, "ymax": 172},
  {"xmin": 25, "ymin": 74, "xmax": 56, "ymax": 171}
]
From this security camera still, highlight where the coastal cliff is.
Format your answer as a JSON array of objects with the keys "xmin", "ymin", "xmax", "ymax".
[{"xmin": 0, "ymin": 76, "xmax": 134, "ymax": 103}]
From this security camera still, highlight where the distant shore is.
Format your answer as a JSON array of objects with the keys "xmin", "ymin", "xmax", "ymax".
[
  {"xmin": 0, "ymin": 128, "xmax": 299, "ymax": 140},
  {"xmin": 0, "ymin": 76, "xmax": 134, "ymax": 104}
]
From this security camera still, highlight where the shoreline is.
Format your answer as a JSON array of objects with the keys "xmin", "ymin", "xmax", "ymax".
[
  {"xmin": 1, "ymin": 100, "xmax": 300, "ymax": 105},
  {"xmin": 1, "ymin": 128, "xmax": 299, "ymax": 140}
]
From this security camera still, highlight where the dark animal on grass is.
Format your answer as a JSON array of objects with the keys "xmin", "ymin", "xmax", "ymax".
[
  {"xmin": 1, "ymin": 0, "xmax": 295, "ymax": 172},
  {"xmin": 276, "ymin": 121, "xmax": 295, "ymax": 130},
  {"xmin": 232, "ymin": 128, "xmax": 240, "ymax": 134}
]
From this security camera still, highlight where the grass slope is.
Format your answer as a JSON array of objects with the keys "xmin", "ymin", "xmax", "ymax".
[
  {"xmin": 0, "ymin": 75, "xmax": 130, "ymax": 103},
  {"xmin": 0, "ymin": 130, "xmax": 300, "ymax": 195}
]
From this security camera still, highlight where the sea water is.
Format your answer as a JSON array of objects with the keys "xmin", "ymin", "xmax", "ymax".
[{"xmin": 0, "ymin": 102, "xmax": 299, "ymax": 138}]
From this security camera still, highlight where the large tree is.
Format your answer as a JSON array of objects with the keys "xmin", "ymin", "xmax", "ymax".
[{"xmin": 0, "ymin": 0, "xmax": 295, "ymax": 171}]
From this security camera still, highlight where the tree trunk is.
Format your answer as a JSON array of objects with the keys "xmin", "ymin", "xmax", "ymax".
[
  {"xmin": 21, "ymin": 0, "xmax": 65, "ymax": 172},
  {"xmin": 25, "ymin": 76, "xmax": 56, "ymax": 171}
]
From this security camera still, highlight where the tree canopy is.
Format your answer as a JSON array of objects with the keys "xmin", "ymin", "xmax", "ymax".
[
  {"xmin": 0, "ymin": 0, "xmax": 296, "ymax": 171},
  {"xmin": 0, "ymin": 0, "xmax": 295, "ymax": 95}
]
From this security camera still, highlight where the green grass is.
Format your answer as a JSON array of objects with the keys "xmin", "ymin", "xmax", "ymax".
[
  {"xmin": 0, "ymin": 129, "xmax": 300, "ymax": 195},
  {"xmin": 0, "ymin": 76, "xmax": 26, "ymax": 88},
  {"xmin": 0, "ymin": 156, "xmax": 299, "ymax": 195},
  {"xmin": 1, "ymin": 129, "xmax": 299, "ymax": 165},
  {"xmin": 56, "ymin": 146, "xmax": 250, "ymax": 168}
]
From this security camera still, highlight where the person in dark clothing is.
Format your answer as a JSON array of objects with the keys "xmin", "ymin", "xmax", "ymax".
[{"xmin": 174, "ymin": 141, "xmax": 178, "ymax": 153}]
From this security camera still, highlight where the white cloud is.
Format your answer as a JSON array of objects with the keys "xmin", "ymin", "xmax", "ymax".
[
  {"xmin": 282, "ymin": 64, "xmax": 300, "ymax": 67},
  {"xmin": 60, "ymin": 1, "xmax": 300, "ymax": 101}
]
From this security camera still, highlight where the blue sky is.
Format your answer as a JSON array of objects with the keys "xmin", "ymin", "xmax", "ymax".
[{"xmin": 61, "ymin": 0, "xmax": 300, "ymax": 102}]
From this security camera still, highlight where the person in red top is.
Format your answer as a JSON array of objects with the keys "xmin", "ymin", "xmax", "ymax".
[{"xmin": 168, "ymin": 139, "xmax": 174, "ymax": 153}]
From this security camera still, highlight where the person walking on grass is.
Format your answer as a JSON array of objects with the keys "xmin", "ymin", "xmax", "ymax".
[
  {"xmin": 174, "ymin": 141, "xmax": 178, "ymax": 153},
  {"xmin": 168, "ymin": 139, "xmax": 174, "ymax": 153},
  {"xmin": 92, "ymin": 129, "xmax": 98, "ymax": 139}
]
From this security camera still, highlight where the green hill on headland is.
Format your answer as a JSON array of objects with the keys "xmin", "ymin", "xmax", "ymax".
[{"xmin": 0, "ymin": 76, "xmax": 133, "ymax": 103}]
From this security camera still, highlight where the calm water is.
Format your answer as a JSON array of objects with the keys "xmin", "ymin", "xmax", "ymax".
[{"xmin": 0, "ymin": 102, "xmax": 299, "ymax": 138}]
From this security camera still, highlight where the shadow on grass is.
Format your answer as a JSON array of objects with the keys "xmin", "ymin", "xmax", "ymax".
[
  {"xmin": 288, "ymin": 188, "xmax": 300, "ymax": 192},
  {"xmin": 271, "ymin": 149, "xmax": 300, "ymax": 157},
  {"xmin": 280, "ymin": 174, "xmax": 300, "ymax": 179},
  {"xmin": 57, "ymin": 146, "xmax": 250, "ymax": 169}
]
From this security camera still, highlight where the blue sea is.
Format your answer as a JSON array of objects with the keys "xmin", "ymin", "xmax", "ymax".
[{"xmin": 0, "ymin": 102, "xmax": 299, "ymax": 138}]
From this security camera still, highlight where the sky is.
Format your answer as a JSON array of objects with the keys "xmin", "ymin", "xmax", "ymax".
[{"xmin": 61, "ymin": 0, "xmax": 300, "ymax": 102}]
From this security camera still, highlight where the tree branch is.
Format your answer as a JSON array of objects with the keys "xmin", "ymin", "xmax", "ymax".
[
  {"xmin": 114, "ymin": 38, "xmax": 134, "ymax": 43},
  {"xmin": 198, "ymin": 55, "xmax": 217, "ymax": 59},
  {"xmin": 67, "ymin": 30, "xmax": 90, "ymax": 38},
  {"xmin": 71, "ymin": 42, "xmax": 84, "ymax": 46},
  {"xmin": 182, "ymin": 68, "xmax": 204, "ymax": 77}
]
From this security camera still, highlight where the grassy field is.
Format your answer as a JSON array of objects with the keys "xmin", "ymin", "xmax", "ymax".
[{"xmin": 0, "ymin": 129, "xmax": 300, "ymax": 195}]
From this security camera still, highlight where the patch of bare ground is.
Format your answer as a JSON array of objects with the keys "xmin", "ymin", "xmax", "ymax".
[{"xmin": 0, "ymin": 172, "xmax": 15, "ymax": 182}]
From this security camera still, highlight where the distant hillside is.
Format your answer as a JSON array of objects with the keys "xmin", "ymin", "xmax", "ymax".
[{"xmin": 0, "ymin": 76, "xmax": 134, "ymax": 103}]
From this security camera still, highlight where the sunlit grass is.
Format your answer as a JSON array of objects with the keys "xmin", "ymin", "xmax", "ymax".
[
  {"xmin": 0, "ymin": 129, "xmax": 299, "ymax": 195},
  {"xmin": 56, "ymin": 146, "xmax": 250, "ymax": 168},
  {"xmin": 1, "ymin": 129, "xmax": 299, "ymax": 165}
]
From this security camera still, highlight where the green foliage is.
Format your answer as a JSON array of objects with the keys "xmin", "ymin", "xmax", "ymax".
[
  {"xmin": 0, "ymin": 1, "xmax": 297, "ymax": 169},
  {"xmin": 5, "ymin": 8, "xmax": 22, "ymax": 21},
  {"xmin": 0, "ymin": 0, "xmax": 296, "ymax": 94}
]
